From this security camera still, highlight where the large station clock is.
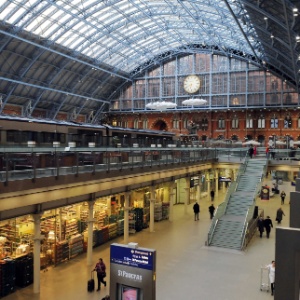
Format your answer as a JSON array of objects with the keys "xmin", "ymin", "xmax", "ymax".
[{"xmin": 183, "ymin": 75, "xmax": 201, "ymax": 94}]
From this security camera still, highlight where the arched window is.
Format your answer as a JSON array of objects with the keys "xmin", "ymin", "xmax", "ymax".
[
  {"xmin": 231, "ymin": 115, "xmax": 239, "ymax": 129},
  {"xmin": 246, "ymin": 114, "xmax": 253, "ymax": 129},
  {"xmin": 142, "ymin": 118, "xmax": 148, "ymax": 129},
  {"xmin": 258, "ymin": 114, "xmax": 265, "ymax": 128},
  {"xmin": 173, "ymin": 117, "xmax": 179, "ymax": 129},
  {"xmin": 133, "ymin": 118, "xmax": 139, "ymax": 129},
  {"xmin": 182, "ymin": 117, "xmax": 189, "ymax": 129},
  {"xmin": 284, "ymin": 115, "xmax": 292, "ymax": 128},
  {"xmin": 112, "ymin": 119, "xmax": 117, "ymax": 126},
  {"xmin": 270, "ymin": 115, "xmax": 278, "ymax": 128},
  {"xmin": 218, "ymin": 117, "xmax": 225, "ymax": 129},
  {"xmin": 201, "ymin": 118, "xmax": 208, "ymax": 131}
]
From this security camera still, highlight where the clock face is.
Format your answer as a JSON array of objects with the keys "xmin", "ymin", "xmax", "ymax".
[{"xmin": 183, "ymin": 75, "xmax": 201, "ymax": 94}]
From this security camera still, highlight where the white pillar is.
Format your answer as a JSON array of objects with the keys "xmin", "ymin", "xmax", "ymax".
[
  {"xmin": 207, "ymin": 177, "xmax": 211, "ymax": 199},
  {"xmin": 223, "ymin": 181, "xmax": 226, "ymax": 192},
  {"xmin": 124, "ymin": 192, "xmax": 130, "ymax": 244},
  {"xmin": 169, "ymin": 183, "xmax": 176, "ymax": 222},
  {"xmin": 32, "ymin": 213, "xmax": 43, "ymax": 294},
  {"xmin": 150, "ymin": 186, "xmax": 155, "ymax": 232},
  {"xmin": 185, "ymin": 178, "xmax": 190, "ymax": 214},
  {"xmin": 106, "ymin": 196, "xmax": 111, "ymax": 216},
  {"xmin": 87, "ymin": 200, "xmax": 95, "ymax": 266},
  {"xmin": 58, "ymin": 208, "xmax": 62, "ymax": 241},
  {"xmin": 215, "ymin": 170, "xmax": 219, "ymax": 197}
]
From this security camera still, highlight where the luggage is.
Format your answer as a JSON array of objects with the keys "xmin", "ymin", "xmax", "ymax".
[
  {"xmin": 87, "ymin": 271, "xmax": 95, "ymax": 292},
  {"xmin": 260, "ymin": 266, "xmax": 270, "ymax": 292}
]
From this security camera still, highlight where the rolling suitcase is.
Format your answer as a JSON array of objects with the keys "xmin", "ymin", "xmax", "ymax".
[{"xmin": 87, "ymin": 271, "xmax": 95, "ymax": 292}]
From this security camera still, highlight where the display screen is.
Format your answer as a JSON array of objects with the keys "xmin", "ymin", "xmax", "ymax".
[
  {"xmin": 111, "ymin": 244, "xmax": 155, "ymax": 270},
  {"xmin": 121, "ymin": 285, "xmax": 140, "ymax": 300}
]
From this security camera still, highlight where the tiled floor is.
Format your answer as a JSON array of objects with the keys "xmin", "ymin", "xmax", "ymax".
[{"xmin": 3, "ymin": 178, "xmax": 292, "ymax": 300}]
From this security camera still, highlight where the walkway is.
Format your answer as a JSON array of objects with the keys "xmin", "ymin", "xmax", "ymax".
[{"xmin": 4, "ymin": 178, "xmax": 291, "ymax": 300}]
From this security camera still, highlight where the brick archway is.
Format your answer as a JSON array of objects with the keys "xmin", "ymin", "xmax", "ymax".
[{"xmin": 151, "ymin": 119, "xmax": 168, "ymax": 131}]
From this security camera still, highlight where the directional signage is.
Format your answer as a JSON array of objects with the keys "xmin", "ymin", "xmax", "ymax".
[{"xmin": 110, "ymin": 243, "xmax": 155, "ymax": 271}]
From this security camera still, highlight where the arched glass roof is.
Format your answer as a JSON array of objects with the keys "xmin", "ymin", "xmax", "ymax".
[
  {"xmin": 0, "ymin": 0, "xmax": 260, "ymax": 73},
  {"xmin": 0, "ymin": 0, "xmax": 299, "ymax": 122}
]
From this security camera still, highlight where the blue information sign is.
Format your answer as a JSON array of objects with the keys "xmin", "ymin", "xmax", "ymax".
[{"xmin": 110, "ymin": 244, "xmax": 155, "ymax": 271}]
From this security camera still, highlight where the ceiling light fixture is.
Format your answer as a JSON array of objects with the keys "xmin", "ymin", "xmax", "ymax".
[
  {"xmin": 146, "ymin": 101, "xmax": 177, "ymax": 110},
  {"xmin": 182, "ymin": 98, "xmax": 207, "ymax": 106}
]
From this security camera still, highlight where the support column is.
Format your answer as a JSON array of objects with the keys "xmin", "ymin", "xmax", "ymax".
[
  {"xmin": 207, "ymin": 175, "xmax": 211, "ymax": 199},
  {"xmin": 222, "ymin": 181, "xmax": 226, "ymax": 192},
  {"xmin": 58, "ymin": 208, "xmax": 62, "ymax": 241},
  {"xmin": 196, "ymin": 180, "xmax": 201, "ymax": 202},
  {"xmin": 123, "ymin": 191, "xmax": 130, "ymax": 244},
  {"xmin": 215, "ymin": 170, "xmax": 219, "ymax": 197},
  {"xmin": 150, "ymin": 186, "xmax": 155, "ymax": 233},
  {"xmin": 169, "ymin": 183, "xmax": 176, "ymax": 222},
  {"xmin": 87, "ymin": 200, "xmax": 95, "ymax": 266},
  {"xmin": 106, "ymin": 196, "xmax": 111, "ymax": 216},
  {"xmin": 233, "ymin": 169, "xmax": 237, "ymax": 181},
  {"xmin": 32, "ymin": 213, "xmax": 43, "ymax": 294},
  {"xmin": 185, "ymin": 177, "xmax": 190, "ymax": 214}
]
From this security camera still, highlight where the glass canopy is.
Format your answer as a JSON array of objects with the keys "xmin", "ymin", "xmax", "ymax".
[{"xmin": 0, "ymin": 0, "xmax": 259, "ymax": 73}]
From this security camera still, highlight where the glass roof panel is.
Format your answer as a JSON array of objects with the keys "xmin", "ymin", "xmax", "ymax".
[
  {"xmin": 1, "ymin": 3, "xmax": 26, "ymax": 23},
  {"xmin": 0, "ymin": 0, "xmax": 258, "ymax": 73}
]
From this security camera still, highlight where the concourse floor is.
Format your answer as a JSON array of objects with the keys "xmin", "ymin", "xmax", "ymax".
[{"xmin": 4, "ymin": 178, "xmax": 292, "ymax": 300}]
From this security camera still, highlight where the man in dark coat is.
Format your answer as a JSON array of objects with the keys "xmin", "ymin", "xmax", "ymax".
[
  {"xmin": 193, "ymin": 202, "xmax": 200, "ymax": 221},
  {"xmin": 276, "ymin": 207, "xmax": 285, "ymax": 224},
  {"xmin": 208, "ymin": 204, "xmax": 215, "ymax": 220},
  {"xmin": 210, "ymin": 190, "xmax": 215, "ymax": 202},
  {"xmin": 248, "ymin": 145, "xmax": 254, "ymax": 158},
  {"xmin": 257, "ymin": 216, "xmax": 264, "ymax": 238},
  {"xmin": 264, "ymin": 216, "xmax": 273, "ymax": 238}
]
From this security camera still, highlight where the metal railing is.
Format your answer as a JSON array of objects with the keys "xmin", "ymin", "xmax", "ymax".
[{"xmin": 0, "ymin": 147, "xmax": 218, "ymax": 183}]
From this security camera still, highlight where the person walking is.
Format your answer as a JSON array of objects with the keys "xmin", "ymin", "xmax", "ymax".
[
  {"xmin": 270, "ymin": 146, "xmax": 276, "ymax": 159},
  {"xmin": 208, "ymin": 204, "xmax": 215, "ymax": 220},
  {"xmin": 276, "ymin": 207, "xmax": 285, "ymax": 224},
  {"xmin": 210, "ymin": 190, "xmax": 215, "ymax": 202},
  {"xmin": 248, "ymin": 145, "xmax": 254, "ymax": 158},
  {"xmin": 257, "ymin": 216, "xmax": 265, "ymax": 238},
  {"xmin": 267, "ymin": 261, "xmax": 275, "ymax": 296},
  {"xmin": 280, "ymin": 191, "xmax": 286, "ymax": 205},
  {"xmin": 266, "ymin": 146, "xmax": 270, "ymax": 159},
  {"xmin": 253, "ymin": 145, "xmax": 257, "ymax": 157},
  {"xmin": 193, "ymin": 201, "xmax": 200, "ymax": 221},
  {"xmin": 94, "ymin": 258, "xmax": 107, "ymax": 291},
  {"xmin": 264, "ymin": 216, "xmax": 273, "ymax": 238}
]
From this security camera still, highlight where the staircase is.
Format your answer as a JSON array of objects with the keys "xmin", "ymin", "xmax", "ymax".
[{"xmin": 208, "ymin": 158, "xmax": 267, "ymax": 250}]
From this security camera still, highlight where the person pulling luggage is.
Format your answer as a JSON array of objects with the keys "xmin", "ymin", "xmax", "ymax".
[{"xmin": 94, "ymin": 258, "xmax": 107, "ymax": 291}]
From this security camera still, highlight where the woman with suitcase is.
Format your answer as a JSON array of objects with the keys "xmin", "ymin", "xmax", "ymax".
[{"xmin": 94, "ymin": 258, "xmax": 107, "ymax": 291}]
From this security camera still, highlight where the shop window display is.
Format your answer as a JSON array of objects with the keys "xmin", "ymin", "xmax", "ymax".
[{"xmin": 0, "ymin": 187, "xmax": 169, "ymax": 297}]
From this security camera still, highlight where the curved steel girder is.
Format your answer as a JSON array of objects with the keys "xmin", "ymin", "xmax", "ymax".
[
  {"xmin": 0, "ymin": 77, "xmax": 110, "ymax": 105},
  {"xmin": 0, "ymin": 27, "xmax": 131, "ymax": 81},
  {"xmin": 0, "ymin": 48, "xmax": 102, "ymax": 118},
  {"xmin": 51, "ymin": 66, "xmax": 96, "ymax": 120},
  {"xmin": 96, "ymin": 5, "xmax": 245, "ymax": 67},
  {"xmin": 6, "ymin": 0, "xmax": 252, "ymax": 74},
  {"xmin": 0, "ymin": 44, "xmax": 61, "ymax": 115},
  {"xmin": 88, "ymin": 103, "xmax": 108, "ymax": 124},
  {"xmin": 129, "ymin": 45, "xmax": 262, "ymax": 78},
  {"xmin": 240, "ymin": 0, "xmax": 299, "ymax": 90}
]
